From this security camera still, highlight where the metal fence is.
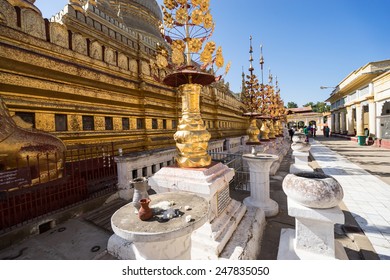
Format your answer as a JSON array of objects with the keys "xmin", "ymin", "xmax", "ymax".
[
  {"xmin": 0, "ymin": 143, "xmax": 117, "ymax": 232},
  {"xmin": 209, "ymin": 152, "xmax": 250, "ymax": 192}
]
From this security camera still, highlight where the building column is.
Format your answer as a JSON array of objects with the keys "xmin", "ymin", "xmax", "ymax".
[
  {"xmin": 331, "ymin": 113, "xmax": 335, "ymax": 134},
  {"xmin": 346, "ymin": 106, "xmax": 355, "ymax": 135},
  {"xmin": 334, "ymin": 112, "xmax": 340, "ymax": 134},
  {"xmin": 368, "ymin": 99, "xmax": 376, "ymax": 137},
  {"xmin": 340, "ymin": 111, "xmax": 346, "ymax": 134},
  {"xmin": 355, "ymin": 103, "xmax": 364, "ymax": 136}
]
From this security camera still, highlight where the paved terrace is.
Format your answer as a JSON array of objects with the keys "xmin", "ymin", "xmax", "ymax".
[{"xmin": 309, "ymin": 136, "xmax": 390, "ymax": 260}]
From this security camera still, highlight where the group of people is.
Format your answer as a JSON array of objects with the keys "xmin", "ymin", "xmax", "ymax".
[{"xmin": 288, "ymin": 124, "xmax": 331, "ymax": 141}]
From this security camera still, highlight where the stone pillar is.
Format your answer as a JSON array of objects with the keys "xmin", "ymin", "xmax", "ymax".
[
  {"xmin": 355, "ymin": 103, "xmax": 364, "ymax": 136},
  {"xmin": 334, "ymin": 111, "xmax": 340, "ymax": 134},
  {"xmin": 330, "ymin": 113, "xmax": 335, "ymax": 134},
  {"xmin": 340, "ymin": 111, "xmax": 346, "ymax": 134},
  {"xmin": 278, "ymin": 172, "xmax": 347, "ymax": 260},
  {"xmin": 346, "ymin": 106, "xmax": 355, "ymax": 135},
  {"xmin": 368, "ymin": 100, "xmax": 376, "ymax": 137},
  {"xmin": 243, "ymin": 153, "xmax": 279, "ymax": 217}
]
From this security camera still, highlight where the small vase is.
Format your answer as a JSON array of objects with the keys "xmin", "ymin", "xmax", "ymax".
[
  {"xmin": 138, "ymin": 198, "xmax": 153, "ymax": 221},
  {"xmin": 130, "ymin": 177, "xmax": 149, "ymax": 212}
]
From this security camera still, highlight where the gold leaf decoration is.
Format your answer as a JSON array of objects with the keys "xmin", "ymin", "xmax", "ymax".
[
  {"xmin": 191, "ymin": 9, "xmax": 203, "ymax": 25},
  {"xmin": 172, "ymin": 40, "xmax": 185, "ymax": 51},
  {"xmin": 163, "ymin": 0, "xmax": 177, "ymax": 10},
  {"xmin": 215, "ymin": 46, "xmax": 224, "ymax": 68},
  {"xmin": 176, "ymin": 5, "xmax": 188, "ymax": 24},
  {"xmin": 172, "ymin": 48, "xmax": 184, "ymax": 65},
  {"xmin": 204, "ymin": 41, "xmax": 216, "ymax": 53},
  {"xmin": 188, "ymin": 38, "xmax": 202, "ymax": 52},
  {"xmin": 203, "ymin": 13, "xmax": 213, "ymax": 29},
  {"xmin": 163, "ymin": 8, "xmax": 174, "ymax": 28},
  {"xmin": 177, "ymin": 0, "xmax": 187, "ymax": 6},
  {"xmin": 200, "ymin": 0, "xmax": 210, "ymax": 12},
  {"xmin": 156, "ymin": 54, "xmax": 168, "ymax": 68},
  {"xmin": 225, "ymin": 61, "xmax": 231, "ymax": 75}
]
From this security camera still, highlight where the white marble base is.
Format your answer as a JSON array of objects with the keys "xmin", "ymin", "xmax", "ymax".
[
  {"xmin": 149, "ymin": 162, "xmax": 248, "ymax": 259},
  {"xmin": 191, "ymin": 199, "xmax": 247, "ymax": 259},
  {"xmin": 277, "ymin": 228, "xmax": 348, "ymax": 260},
  {"xmin": 244, "ymin": 196, "xmax": 278, "ymax": 217},
  {"xmin": 219, "ymin": 206, "xmax": 266, "ymax": 260},
  {"xmin": 289, "ymin": 163, "xmax": 314, "ymax": 174},
  {"xmin": 277, "ymin": 198, "xmax": 347, "ymax": 260},
  {"xmin": 293, "ymin": 151, "xmax": 309, "ymax": 165},
  {"xmin": 108, "ymin": 233, "xmax": 191, "ymax": 260}
]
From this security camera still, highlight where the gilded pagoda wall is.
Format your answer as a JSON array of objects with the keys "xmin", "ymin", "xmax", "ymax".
[{"xmin": 0, "ymin": 0, "xmax": 247, "ymax": 152}]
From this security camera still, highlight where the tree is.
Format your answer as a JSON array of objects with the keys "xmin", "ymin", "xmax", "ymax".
[
  {"xmin": 287, "ymin": 102, "xmax": 298, "ymax": 108},
  {"xmin": 303, "ymin": 101, "xmax": 330, "ymax": 113}
]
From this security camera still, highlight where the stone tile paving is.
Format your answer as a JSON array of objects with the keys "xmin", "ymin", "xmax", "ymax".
[{"xmin": 310, "ymin": 137, "xmax": 390, "ymax": 260}]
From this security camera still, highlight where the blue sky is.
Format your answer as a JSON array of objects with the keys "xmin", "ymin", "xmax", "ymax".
[{"xmin": 34, "ymin": 0, "xmax": 390, "ymax": 107}]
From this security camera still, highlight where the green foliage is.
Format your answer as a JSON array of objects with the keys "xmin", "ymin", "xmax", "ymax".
[{"xmin": 287, "ymin": 102, "xmax": 298, "ymax": 108}]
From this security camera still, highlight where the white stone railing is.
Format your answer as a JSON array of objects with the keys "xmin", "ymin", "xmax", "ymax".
[{"xmin": 115, "ymin": 136, "xmax": 246, "ymax": 199}]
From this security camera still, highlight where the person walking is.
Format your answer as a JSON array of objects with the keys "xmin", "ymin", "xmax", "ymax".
[
  {"xmin": 303, "ymin": 126, "xmax": 309, "ymax": 142},
  {"xmin": 288, "ymin": 126, "xmax": 295, "ymax": 141}
]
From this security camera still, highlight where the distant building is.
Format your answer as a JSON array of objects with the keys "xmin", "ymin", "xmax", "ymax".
[
  {"xmin": 286, "ymin": 106, "xmax": 326, "ymax": 133},
  {"xmin": 326, "ymin": 60, "xmax": 390, "ymax": 147}
]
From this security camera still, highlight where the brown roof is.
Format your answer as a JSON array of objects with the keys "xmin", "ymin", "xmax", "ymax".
[{"xmin": 287, "ymin": 106, "xmax": 313, "ymax": 114}]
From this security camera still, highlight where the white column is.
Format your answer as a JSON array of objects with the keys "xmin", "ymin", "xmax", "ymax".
[
  {"xmin": 368, "ymin": 100, "xmax": 376, "ymax": 137},
  {"xmin": 340, "ymin": 111, "xmax": 346, "ymax": 134},
  {"xmin": 346, "ymin": 106, "xmax": 355, "ymax": 135},
  {"xmin": 334, "ymin": 112, "xmax": 340, "ymax": 133},
  {"xmin": 355, "ymin": 103, "xmax": 364, "ymax": 136},
  {"xmin": 331, "ymin": 113, "xmax": 335, "ymax": 134},
  {"xmin": 243, "ymin": 153, "xmax": 279, "ymax": 217}
]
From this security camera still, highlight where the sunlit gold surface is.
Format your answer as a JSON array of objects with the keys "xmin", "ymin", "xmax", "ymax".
[
  {"xmin": 267, "ymin": 119, "xmax": 276, "ymax": 139},
  {"xmin": 0, "ymin": 97, "xmax": 66, "ymax": 184},
  {"xmin": 174, "ymin": 83, "xmax": 211, "ymax": 167},
  {"xmin": 246, "ymin": 118, "xmax": 260, "ymax": 144},
  {"xmin": 260, "ymin": 120, "xmax": 270, "ymax": 141}
]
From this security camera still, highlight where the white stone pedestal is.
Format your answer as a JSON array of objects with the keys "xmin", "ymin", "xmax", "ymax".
[
  {"xmin": 277, "ymin": 198, "xmax": 348, "ymax": 260},
  {"xmin": 148, "ymin": 162, "xmax": 253, "ymax": 259},
  {"xmin": 290, "ymin": 151, "xmax": 313, "ymax": 173},
  {"xmin": 107, "ymin": 192, "xmax": 208, "ymax": 260},
  {"xmin": 242, "ymin": 153, "xmax": 279, "ymax": 217}
]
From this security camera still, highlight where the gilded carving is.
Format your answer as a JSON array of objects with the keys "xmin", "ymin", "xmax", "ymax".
[
  {"xmin": 94, "ymin": 116, "xmax": 105, "ymax": 130},
  {"xmin": 129, "ymin": 59, "xmax": 138, "ymax": 73},
  {"xmin": 141, "ymin": 61, "xmax": 150, "ymax": 76},
  {"xmin": 90, "ymin": 40, "xmax": 103, "ymax": 60},
  {"xmin": 105, "ymin": 47, "xmax": 116, "ymax": 65},
  {"xmin": 118, "ymin": 53, "xmax": 128, "ymax": 70},
  {"xmin": 73, "ymin": 33, "xmax": 88, "ymax": 55},
  {"xmin": 0, "ymin": 0, "xmax": 17, "ymax": 28},
  {"xmin": 21, "ymin": 9, "xmax": 45, "ymax": 40},
  {"xmin": 50, "ymin": 22, "xmax": 69, "ymax": 49}
]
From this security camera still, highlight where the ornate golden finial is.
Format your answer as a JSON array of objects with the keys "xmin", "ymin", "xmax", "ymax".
[
  {"xmin": 157, "ymin": 0, "xmax": 230, "ymax": 87},
  {"xmin": 157, "ymin": 0, "xmax": 230, "ymax": 168}
]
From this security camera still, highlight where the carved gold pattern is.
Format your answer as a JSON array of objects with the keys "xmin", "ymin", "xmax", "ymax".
[
  {"xmin": 260, "ymin": 120, "xmax": 270, "ymax": 140},
  {"xmin": 246, "ymin": 118, "xmax": 260, "ymax": 144},
  {"xmin": 173, "ymin": 83, "xmax": 211, "ymax": 167}
]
